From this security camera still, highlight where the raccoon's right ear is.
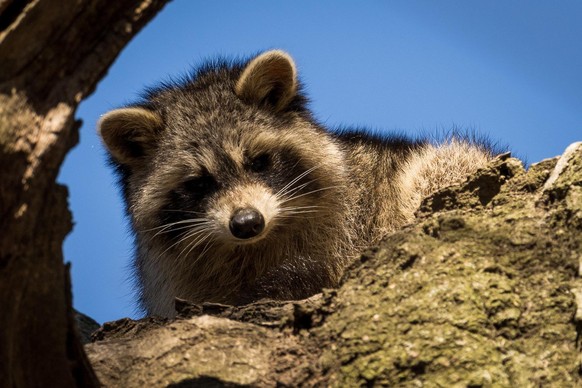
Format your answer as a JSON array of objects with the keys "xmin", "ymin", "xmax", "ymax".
[
  {"xmin": 98, "ymin": 107, "xmax": 162, "ymax": 165},
  {"xmin": 235, "ymin": 50, "xmax": 297, "ymax": 111}
]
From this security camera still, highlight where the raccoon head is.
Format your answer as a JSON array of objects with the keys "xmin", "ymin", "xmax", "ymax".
[
  {"xmin": 98, "ymin": 50, "xmax": 347, "ymax": 260},
  {"xmin": 99, "ymin": 50, "xmax": 299, "ymax": 165}
]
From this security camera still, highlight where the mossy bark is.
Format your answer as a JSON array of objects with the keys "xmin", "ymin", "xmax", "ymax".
[
  {"xmin": 87, "ymin": 144, "xmax": 582, "ymax": 387},
  {"xmin": 0, "ymin": 1, "xmax": 169, "ymax": 386},
  {"xmin": 316, "ymin": 152, "xmax": 580, "ymax": 386}
]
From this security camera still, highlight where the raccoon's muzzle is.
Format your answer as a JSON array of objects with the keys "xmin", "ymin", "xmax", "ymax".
[{"xmin": 229, "ymin": 208, "xmax": 265, "ymax": 239}]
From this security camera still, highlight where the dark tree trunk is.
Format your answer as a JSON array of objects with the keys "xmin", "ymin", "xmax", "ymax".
[{"xmin": 0, "ymin": 1, "xmax": 169, "ymax": 386}]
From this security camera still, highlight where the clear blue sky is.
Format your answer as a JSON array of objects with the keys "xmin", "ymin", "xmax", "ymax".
[{"xmin": 58, "ymin": 1, "xmax": 582, "ymax": 324}]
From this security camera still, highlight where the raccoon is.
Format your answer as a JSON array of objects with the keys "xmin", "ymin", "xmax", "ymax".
[{"xmin": 98, "ymin": 50, "xmax": 493, "ymax": 317}]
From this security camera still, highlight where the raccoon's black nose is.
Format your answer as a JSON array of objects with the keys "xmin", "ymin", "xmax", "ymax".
[{"xmin": 229, "ymin": 208, "xmax": 265, "ymax": 239}]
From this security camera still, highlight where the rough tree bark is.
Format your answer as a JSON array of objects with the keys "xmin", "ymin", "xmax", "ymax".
[
  {"xmin": 0, "ymin": 1, "xmax": 169, "ymax": 386},
  {"xmin": 86, "ymin": 147, "xmax": 582, "ymax": 387}
]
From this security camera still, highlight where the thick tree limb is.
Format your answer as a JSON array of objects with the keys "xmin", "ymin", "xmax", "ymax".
[{"xmin": 87, "ymin": 146, "xmax": 582, "ymax": 386}]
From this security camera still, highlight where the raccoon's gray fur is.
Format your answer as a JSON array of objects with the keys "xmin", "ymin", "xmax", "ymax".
[{"xmin": 98, "ymin": 50, "xmax": 493, "ymax": 317}]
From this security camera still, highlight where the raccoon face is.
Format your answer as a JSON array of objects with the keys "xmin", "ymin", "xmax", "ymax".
[
  {"xmin": 99, "ymin": 50, "xmax": 345, "ymax": 254},
  {"xmin": 158, "ymin": 147, "xmax": 320, "ymax": 247}
]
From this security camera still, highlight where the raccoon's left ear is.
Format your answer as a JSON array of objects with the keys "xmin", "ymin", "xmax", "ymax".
[{"xmin": 235, "ymin": 50, "xmax": 297, "ymax": 111}]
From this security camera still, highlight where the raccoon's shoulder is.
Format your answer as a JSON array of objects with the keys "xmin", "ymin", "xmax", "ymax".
[{"xmin": 330, "ymin": 127, "xmax": 499, "ymax": 159}]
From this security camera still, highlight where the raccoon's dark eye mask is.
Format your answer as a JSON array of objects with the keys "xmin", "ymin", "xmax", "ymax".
[
  {"xmin": 248, "ymin": 153, "xmax": 271, "ymax": 173},
  {"xmin": 182, "ymin": 175, "xmax": 218, "ymax": 195}
]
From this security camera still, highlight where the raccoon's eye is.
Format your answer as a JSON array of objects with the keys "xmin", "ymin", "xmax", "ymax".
[
  {"xmin": 249, "ymin": 153, "xmax": 271, "ymax": 173},
  {"xmin": 183, "ymin": 175, "xmax": 217, "ymax": 194}
]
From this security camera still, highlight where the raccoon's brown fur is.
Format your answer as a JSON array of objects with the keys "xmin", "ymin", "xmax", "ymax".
[{"xmin": 98, "ymin": 50, "xmax": 493, "ymax": 317}]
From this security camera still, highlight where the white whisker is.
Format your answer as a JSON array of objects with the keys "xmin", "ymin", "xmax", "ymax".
[
  {"xmin": 156, "ymin": 223, "xmax": 213, "ymax": 257},
  {"xmin": 275, "ymin": 165, "xmax": 320, "ymax": 197},
  {"xmin": 279, "ymin": 185, "xmax": 344, "ymax": 204},
  {"xmin": 152, "ymin": 221, "xmax": 213, "ymax": 238},
  {"xmin": 139, "ymin": 218, "xmax": 210, "ymax": 234},
  {"xmin": 178, "ymin": 231, "xmax": 214, "ymax": 262}
]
